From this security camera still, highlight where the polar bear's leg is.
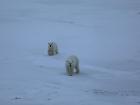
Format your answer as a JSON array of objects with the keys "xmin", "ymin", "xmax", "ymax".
[
  {"xmin": 75, "ymin": 63, "xmax": 80, "ymax": 74},
  {"xmin": 66, "ymin": 67, "xmax": 73, "ymax": 76},
  {"xmin": 55, "ymin": 45, "xmax": 58, "ymax": 54},
  {"xmin": 55, "ymin": 48, "xmax": 58, "ymax": 54},
  {"xmin": 74, "ymin": 56, "xmax": 80, "ymax": 74},
  {"xmin": 56, "ymin": 49, "xmax": 58, "ymax": 54},
  {"xmin": 66, "ymin": 63, "xmax": 73, "ymax": 76},
  {"xmin": 53, "ymin": 43, "xmax": 58, "ymax": 55},
  {"xmin": 48, "ymin": 50, "xmax": 53, "ymax": 56},
  {"xmin": 52, "ymin": 49, "xmax": 55, "ymax": 55},
  {"xmin": 67, "ymin": 71, "xmax": 73, "ymax": 76}
]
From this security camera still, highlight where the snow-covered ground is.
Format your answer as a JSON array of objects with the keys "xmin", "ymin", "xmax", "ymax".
[{"xmin": 0, "ymin": 0, "xmax": 140, "ymax": 105}]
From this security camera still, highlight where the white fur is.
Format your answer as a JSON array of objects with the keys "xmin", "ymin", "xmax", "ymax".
[
  {"xmin": 48, "ymin": 42, "xmax": 58, "ymax": 56},
  {"xmin": 65, "ymin": 55, "xmax": 80, "ymax": 76}
]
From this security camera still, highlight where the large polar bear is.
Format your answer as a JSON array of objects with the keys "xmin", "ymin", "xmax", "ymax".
[
  {"xmin": 65, "ymin": 55, "xmax": 80, "ymax": 76},
  {"xmin": 48, "ymin": 42, "xmax": 58, "ymax": 56}
]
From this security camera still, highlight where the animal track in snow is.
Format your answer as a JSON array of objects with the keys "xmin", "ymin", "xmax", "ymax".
[{"xmin": 85, "ymin": 89, "xmax": 140, "ymax": 97}]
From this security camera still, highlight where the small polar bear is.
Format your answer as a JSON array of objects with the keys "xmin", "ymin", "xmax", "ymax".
[
  {"xmin": 65, "ymin": 55, "xmax": 80, "ymax": 76},
  {"xmin": 48, "ymin": 42, "xmax": 58, "ymax": 56}
]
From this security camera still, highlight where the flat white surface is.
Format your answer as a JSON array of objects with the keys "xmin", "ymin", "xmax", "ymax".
[{"xmin": 0, "ymin": 0, "xmax": 140, "ymax": 105}]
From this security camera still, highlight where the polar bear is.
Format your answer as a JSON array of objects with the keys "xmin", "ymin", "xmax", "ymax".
[
  {"xmin": 65, "ymin": 55, "xmax": 80, "ymax": 76},
  {"xmin": 48, "ymin": 42, "xmax": 58, "ymax": 56}
]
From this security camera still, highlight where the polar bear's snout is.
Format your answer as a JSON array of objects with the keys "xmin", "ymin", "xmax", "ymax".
[
  {"xmin": 69, "ymin": 63, "xmax": 72, "ymax": 68},
  {"xmin": 48, "ymin": 43, "xmax": 53, "ymax": 48},
  {"xmin": 49, "ymin": 44, "xmax": 52, "ymax": 47}
]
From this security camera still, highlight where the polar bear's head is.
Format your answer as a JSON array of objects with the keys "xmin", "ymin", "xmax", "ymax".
[
  {"xmin": 66, "ymin": 59, "xmax": 74, "ymax": 67},
  {"xmin": 66, "ymin": 59, "xmax": 74, "ymax": 76},
  {"xmin": 48, "ymin": 42, "xmax": 53, "ymax": 50},
  {"xmin": 48, "ymin": 42, "xmax": 54, "ymax": 56}
]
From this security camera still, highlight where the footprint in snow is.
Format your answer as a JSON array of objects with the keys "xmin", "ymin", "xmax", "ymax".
[
  {"xmin": 85, "ymin": 89, "xmax": 140, "ymax": 97},
  {"xmin": 12, "ymin": 96, "xmax": 23, "ymax": 100}
]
